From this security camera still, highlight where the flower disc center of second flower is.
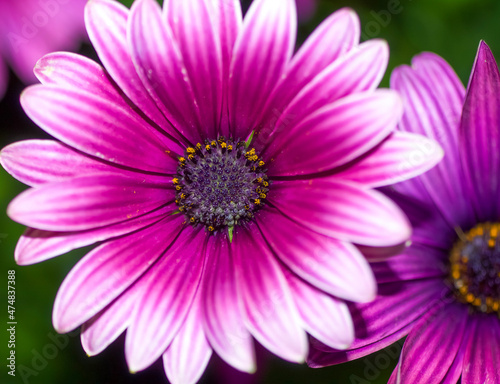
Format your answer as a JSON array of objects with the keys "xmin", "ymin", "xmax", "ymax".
[
  {"xmin": 173, "ymin": 137, "xmax": 269, "ymax": 233},
  {"xmin": 449, "ymin": 222, "xmax": 500, "ymax": 314}
]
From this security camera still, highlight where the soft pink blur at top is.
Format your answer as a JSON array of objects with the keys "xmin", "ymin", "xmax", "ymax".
[{"xmin": 0, "ymin": 0, "xmax": 87, "ymax": 98}]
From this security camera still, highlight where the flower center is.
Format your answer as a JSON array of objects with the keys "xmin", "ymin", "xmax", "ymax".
[
  {"xmin": 173, "ymin": 137, "xmax": 269, "ymax": 233},
  {"xmin": 449, "ymin": 222, "xmax": 500, "ymax": 314}
]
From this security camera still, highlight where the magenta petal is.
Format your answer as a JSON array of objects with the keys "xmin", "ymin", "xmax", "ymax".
[
  {"xmin": 232, "ymin": 224, "xmax": 308, "ymax": 363},
  {"xmin": 390, "ymin": 56, "xmax": 473, "ymax": 227},
  {"xmin": 202, "ymin": 235, "xmax": 256, "ymax": 373},
  {"xmin": 81, "ymin": 280, "xmax": 141, "ymax": 356},
  {"xmin": 266, "ymin": 90, "xmax": 402, "ymax": 176},
  {"xmin": 257, "ymin": 207, "xmax": 375, "ymax": 302},
  {"xmin": 1, "ymin": 140, "xmax": 120, "ymax": 187},
  {"xmin": 129, "ymin": 0, "xmax": 204, "ymax": 143},
  {"xmin": 15, "ymin": 205, "xmax": 173, "ymax": 265},
  {"xmin": 285, "ymin": 271, "xmax": 354, "ymax": 350},
  {"xmin": 395, "ymin": 303, "xmax": 469, "ymax": 384},
  {"xmin": 52, "ymin": 215, "xmax": 183, "ymax": 333},
  {"xmin": 163, "ymin": 294, "xmax": 213, "ymax": 384},
  {"xmin": 164, "ymin": 0, "xmax": 223, "ymax": 139},
  {"xmin": 228, "ymin": 0, "xmax": 296, "ymax": 139},
  {"xmin": 269, "ymin": 40, "xmax": 388, "ymax": 141},
  {"xmin": 85, "ymin": 0, "xmax": 176, "ymax": 139},
  {"xmin": 462, "ymin": 315, "xmax": 500, "ymax": 383},
  {"xmin": 8, "ymin": 174, "xmax": 173, "ymax": 232},
  {"xmin": 336, "ymin": 131, "xmax": 444, "ymax": 188},
  {"xmin": 21, "ymin": 85, "xmax": 177, "ymax": 174},
  {"xmin": 268, "ymin": 179, "xmax": 410, "ymax": 246},
  {"xmin": 308, "ymin": 279, "xmax": 444, "ymax": 365},
  {"xmin": 459, "ymin": 41, "xmax": 500, "ymax": 221},
  {"xmin": 259, "ymin": 7, "xmax": 359, "ymax": 127},
  {"xmin": 125, "ymin": 227, "xmax": 207, "ymax": 373}
]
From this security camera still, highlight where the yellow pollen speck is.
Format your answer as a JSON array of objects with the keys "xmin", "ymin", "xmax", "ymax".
[
  {"xmin": 175, "ymin": 186, "xmax": 182, "ymax": 191},
  {"xmin": 208, "ymin": 226, "xmax": 214, "ymax": 232},
  {"xmin": 187, "ymin": 147, "xmax": 196, "ymax": 154},
  {"xmin": 205, "ymin": 145, "xmax": 211, "ymax": 151},
  {"xmin": 221, "ymin": 142, "xmax": 227, "ymax": 149},
  {"xmin": 173, "ymin": 178, "xmax": 179, "ymax": 185},
  {"xmin": 179, "ymin": 157, "xmax": 186, "ymax": 163},
  {"xmin": 181, "ymin": 193, "xmax": 186, "ymax": 199},
  {"xmin": 256, "ymin": 177, "xmax": 263, "ymax": 183},
  {"xmin": 211, "ymin": 140, "xmax": 217, "ymax": 147},
  {"xmin": 190, "ymin": 217, "xmax": 195, "ymax": 223},
  {"xmin": 188, "ymin": 154, "xmax": 194, "ymax": 160},
  {"xmin": 489, "ymin": 238, "xmax": 496, "ymax": 248},
  {"xmin": 258, "ymin": 161, "xmax": 265, "ymax": 167},
  {"xmin": 196, "ymin": 143, "xmax": 202, "ymax": 149},
  {"xmin": 259, "ymin": 193, "xmax": 267, "ymax": 199},
  {"xmin": 466, "ymin": 293, "xmax": 475, "ymax": 303},
  {"xmin": 227, "ymin": 145, "xmax": 233, "ymax": 151},
  {"xmin": 254, "ymin": 199, "xmax": 261, "ymax": 205},
  {"xmin": 263, "ymin": 181, "xmax": 269, "ymax": 187}
]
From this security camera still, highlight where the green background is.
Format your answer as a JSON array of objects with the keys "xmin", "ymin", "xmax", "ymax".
[{"xmin": 1, "ymin": 0, "xmax": 496, "ymax": 382}]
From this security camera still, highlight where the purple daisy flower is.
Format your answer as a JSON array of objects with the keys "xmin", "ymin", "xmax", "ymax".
[
  {"xmin": 0, "ymin": 0, "xmax": 87, "ymax": 99},
  {"xmin": 1, "ymin": 0, "xmax": 441, "ymax": 382},
  {"xmin": 309, "ymin": 41, "xmax": 500, "ymax": 383}
]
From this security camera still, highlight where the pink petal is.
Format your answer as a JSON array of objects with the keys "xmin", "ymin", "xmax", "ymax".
[
  {"xmin": 21, "ymin": 85, "xmax": 178, "ymax": 174},
  {"xmin": 256, "ymin": 206, "xmax": 376, "ymax": 302},
  {"xmin": 125, "ymin": 227, "xmax": 207, "ymax": 373},
  {"xmin": 268, "ymin": 179, "xmax": 411, "ymax": 246},
  {"xmin": 129, "ymin": 0, "xmax": 204, "ymax": 143},
  {"xmin": 164, "ymin": 0, "xmax": 223, "ymax": 140},
  {"xmin": 459, "ymin": 41, "xmax": 500, "ymax": 221},
  {"xmin": 256, "ymin": 40, "xmax": 387, "ymax": 148},
  {"xmin": 285, "ymin": 270, "xmax": 354, "ymax": 350},
  {"xmin": 163, "ymin": 294, "xmax": 212, "ymax": 384},
  {"xmin": 202, "ymin": 235, "xmax": 256, "ymax": 373},
  {"xmin": 232, "ymin": 224, "xmax": 308, "ymax": 363},
  {"xmin": 259, "ymin": 8, "xmax": 359, "ymax": 131},
  {"xmin": 84, "ymin": 0, "xmax": 179, "ymax": 142},
  {"xmin": 53, "ymin": 215, "xmax": 184, "ymax": 333},
  {"xmin": 266, "ymin": 90, "xmax": 402, "ymax": 176},
  {"xmin": 391, "ymin": 55, "xmax": 472, "ymax": 227},
  {"xmin": 1, "ymin": 140, "xmax": 120, "ymax": 187},
  {"xmin": 228, "ymin": 0, "xmax": 296, "ymax": 139},
  {"xmin": 8, "ymin": 173, "xmax": 173, "ymax": 232},
  {"xmin": 462, "ymin": 315, "xmax": 500, "ymax": 383},
  {"xmin": 395, "ymin": 303, "xmax": 469, "ymax": 383},
  {"xmin": 81, "ymin": 280, "xmax": 142, "ymax": 356},
  {"xmin": 15, "ymin": 205, "xmax": 173, "ymax": 265},
  {"xmin": 337, "ymin": 131, "xmax": 444, "ymax": 188}
]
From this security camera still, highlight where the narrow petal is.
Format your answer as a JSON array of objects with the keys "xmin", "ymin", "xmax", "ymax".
[
  {"xmin": 1, "ymin": 140, "xmax": 120, "ymax": 187},
  {"xmin": 163, "ymin": 294, "xmax": 213, "ymax": 384},
  {"xmin": 336, "ymin": 131, "xmax": 444, "ymax": 188},
  {"xmin": 391, "ymin": 56, "xmax": 473, "ymax": 226},
  {"xmin": 21, "ymin": 85, "xmax": 177, "ymax": 174},
  {"xmin": 129, "ymin": 0, "xmax": 205, "ymax": 143},
  {"xmin": 459, "ymin": 41, "xmax": 500, "ymax": 221},
  {"xmin": 285, "ymin": 270, "xmax": 354, "ymax": 350},
  {"xmin": 232, "ymin": 224, "xmax": 308, "ymax": 363},
  {"xmin": 462, "ymin": 315, "xmax": 500, "ymax": 384},
  {"xmin": 258, "ymin": 8, "xmax": 359, "ymax": 129},
  {"xmin": 268, "ymin": 179, "xmax": 411, "ymax": 246},
  {"xmin": 266, "ymin": 90, "xmax": 402, "ymax": 176},
  {"xmin": 15, "ymin": 205, "xmax": 173, "ymax": 265},
  {"xmin": 228, "ymin": 0, "xmax": 296, "ymax": 139},
  {"xmin": 8, "ymin": 174, "xmax": 173, "ymax": 232},
  {"xmin": 394, "ymin": 303, "xmax": 469, "ymax": 384},
  {"xmin": 308, "ymin": 279, "xmax": 444, "ymax": 365},
  {"xmin": 81, "ymin": 280, "xmax": 142, "ymax": 356},
  {"xmin": 85, "ymin": 0, "xmax": 177, "ymax": 139},
  {"xmin": 53, "ymin": 215, "xmax": 183, "ymax": 333},
  {"xmin": 202, "ymin": 235, "xmax": 256, "ymax": 373},
  {"xmin": 125, "ymin": 227, "xmax": 207, "ymax": 373},
  {"xmin": 257, "ymin": 206, "xmax": 376, "ymax": 303},
  {"xmin": 256, "ymin": 40, "xmax": 388, "ymax": 148},
  {"xmin": 164, "ymin": 0, "xmax": 223, "ymax": 139}
]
